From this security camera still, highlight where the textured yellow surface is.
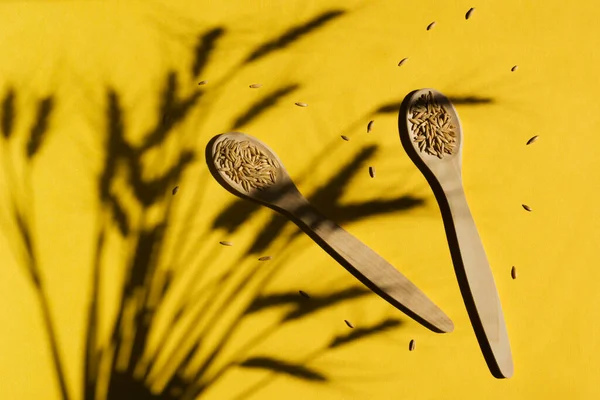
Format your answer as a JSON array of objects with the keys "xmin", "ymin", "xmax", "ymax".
[{"xmin": 0, "ymin": 0, "xmax": 598, "ymax": 399}]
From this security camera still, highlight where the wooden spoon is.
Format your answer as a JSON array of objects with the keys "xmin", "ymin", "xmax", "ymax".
[
  {"xmin": 398, "ymin": 89, "xmax": 513, "ymax": 378},
  {"xmin": 206, "ymin": 132, "xmax": 454, "ymax": 333}
]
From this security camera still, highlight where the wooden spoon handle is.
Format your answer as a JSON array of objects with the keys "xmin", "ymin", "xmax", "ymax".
[
  {"xmin": 281, "ymin": 195, "xmax": 454, "ymax": 334},
  {"xmin": 443, "ymin": 183, "xmax": 513, "ymax": 377}
]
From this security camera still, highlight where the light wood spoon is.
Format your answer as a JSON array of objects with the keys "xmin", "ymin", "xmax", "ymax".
[
  {"xmin": 206, "ymin": 131, "xmax": 454, "ymax": 333},
  {"xmin": 398, "ymin": 89, "xmax": 513, "ymax": 378}
]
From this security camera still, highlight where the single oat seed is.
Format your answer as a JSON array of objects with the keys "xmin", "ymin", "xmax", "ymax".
[
  {"xmin": 409, "ymin": 339, "xmax": 416, "ymax": 351},
  {"xmin": 369, "ymin": 166, "xmax": 376, "ymax": 178},
  {"xmin": 367, "ymin": 120, "xmax": 374, "ymax": 133}
]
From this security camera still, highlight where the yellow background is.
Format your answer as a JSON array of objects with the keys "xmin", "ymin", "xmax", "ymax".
[{"xmin": 0, "ymin": 0, "xmax": 597, "ymax": 399}]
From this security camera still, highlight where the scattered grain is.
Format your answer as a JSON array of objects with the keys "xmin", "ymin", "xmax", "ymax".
[
  {"xmin": 408, "ymin": 91, "xmax": 457, "ymax": 158},
  {"xmin": 258, "ymin": 256, "xmax": 272, "ymax": 261},
  {"xmin": 511, "ymin": 65, "xmax": 518, "ymax": 72},
  {"xmin": 249, "ymin": 83, "xmax": 263, "ymax": 88},
  {"xmin": 198, "ymin": 80, "xmax": 208, "ymax": 85},
  {"xmin": 344, "ymin": 320, "xmax": 354, "ymax": 329},
  {"xmin": 409, "ymin": 339, "xmax": 416, "ymax": 351},
  {"xmin": 511, "ymin": 266, "xmax": 517, "ymax": 280},
  {"xmin": 172, "ymin": 186, "xmax": 179, "ymax": 195},
  {"xmin": 526, "ymin": 135, "xmax": 539, "ymax": 145},
  {"xmin": 299, "ymin": 290, "xmax": 310, "ymax": 299},
  {"xmin": 219, "ymin": 241, "xmax": 234, "ymax": 246},
  {"xmin": 214, "ymin": 138, "xmax": 279, "ymax": 192},
  {"xmin": 295, "ymin": 102, "xmax": 308, "ymax": 107},
  {"xmin": 341, "ymin": 135, "xmax": 350, "ymax": 141},
  {"xmin": 367, "ymin": 120, "xmax": 374, "ymax": 133},
  {"xmin": 369, "ymin": 166, "xmax": 376, "ymax": 178},
  {"xmin": 522, "ymin": 204, "xmax": 532, "ymax": 212},
  {"xmin": 466, "ymin": 7, "xmax": 475, "ymax": 20},
  {"xmin": 398, "ymin": 57, "xmax": 409, "ymax": 67},
  {"xmin": 427, "ymin": 21, "xmax": 436, "ymax": 30}
]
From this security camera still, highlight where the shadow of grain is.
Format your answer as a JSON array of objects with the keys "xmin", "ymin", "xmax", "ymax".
[
  {"xmin": 376, "ymin": 95, "xmax": 493, "ymax": 114},
  {"xmin": 240, "ymin": 358, "xmax": 327, "ymax": 382},
  {"xmin": 280, "ymin": 287, "xmax": 371, "ymax": 322},
  {"xmin": 328, "ymin": 318, "xmax": 402, "ymax": 349},
  {"xmin": 0, "ymin": 91, "xmax": 68, "ymax": 400},
  {"xmin": 191, "ymin": 27, "xmax": 226, "ymax": 79},
  {"xmin": 1, "ymin": 88, "xmax": 16, "ymax": 139},
  {"xmin": 232, "ymin": 317, "xmax": 403, "ymax": 400},
  {"xmin": 243, "ymin": 10, "xmax": 345, "ymax": 64},
  {"xmin": 232, "ymin": 84, "xmax": 300, "ymax": 129},
  {"xmin": 26, "ymin": 97, "xmax": 54, "ymax": 159},
  {"xmin": 90, "ymin": 75, "xmax": 201, "ymax": 400}
]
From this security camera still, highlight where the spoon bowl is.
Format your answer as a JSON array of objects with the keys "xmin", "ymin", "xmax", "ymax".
[
  {"xmin": 399, "ymin": 89, "xmax": 463, "ymax": 178},
  {"xmin": 206, "ymin": 132, "xmax": 297, "ymax": 207}
]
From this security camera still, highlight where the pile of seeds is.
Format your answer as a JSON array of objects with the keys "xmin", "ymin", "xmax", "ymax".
[
  {"xmin": 409, "ymin": 91, "xmax": 457, "ymax": 158},
  {"xmin": 214, "ymin": 139, "xmax": 279, "ymax": 192}
]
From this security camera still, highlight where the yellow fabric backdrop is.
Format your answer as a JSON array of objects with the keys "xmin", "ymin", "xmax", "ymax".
[{"xmin": 0, "ymin": 0, "xmax": 597, "ymax": 399}]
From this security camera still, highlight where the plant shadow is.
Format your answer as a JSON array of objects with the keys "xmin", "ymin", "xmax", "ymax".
[
  {"xmin": 0, "ymin": 5, "xmax": 499, "ymax": 400},
  {"xmin": 84, "ymin": 9, "xmax": 416, "ymax": 400}
]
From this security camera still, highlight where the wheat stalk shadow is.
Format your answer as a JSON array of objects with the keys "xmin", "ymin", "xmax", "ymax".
[
  {"xmin": 82, "ymin": 10, "xmax": 419, "ymax": 399},
  {"xmin": 0, "ymin": 5, "xmax": 497, "ymax": 400}
]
